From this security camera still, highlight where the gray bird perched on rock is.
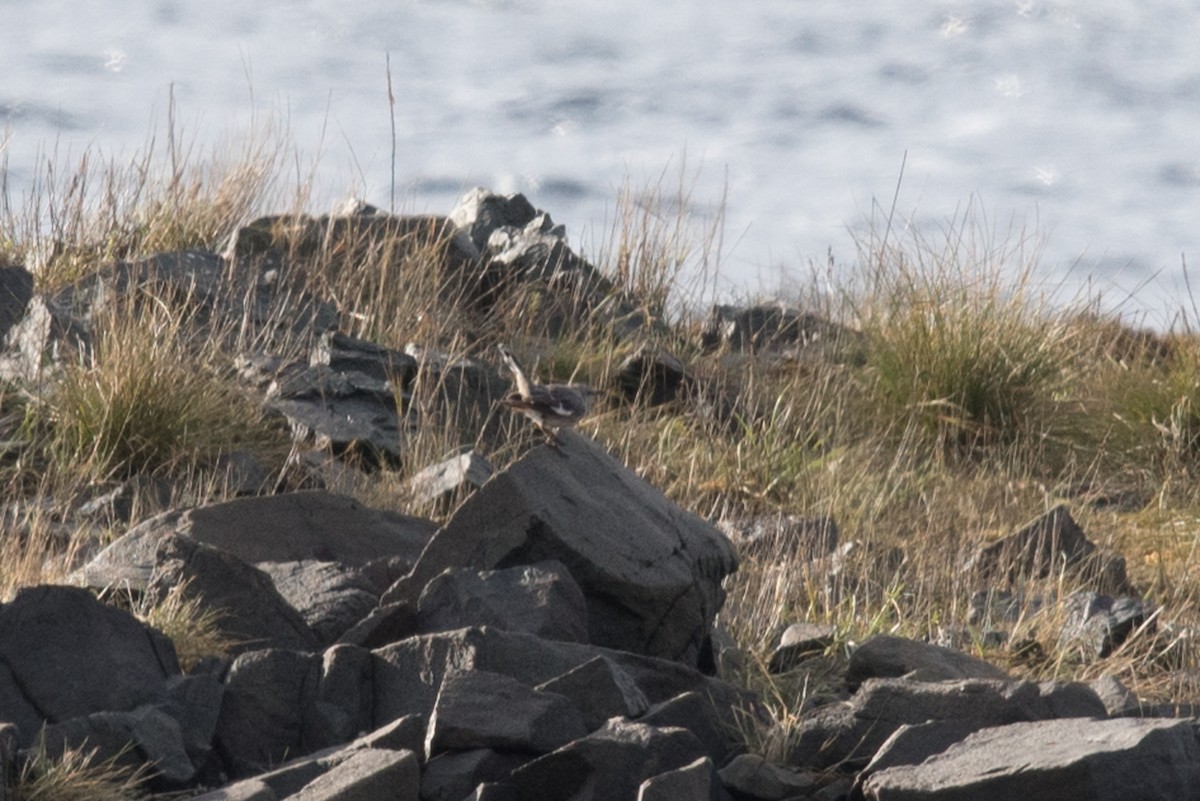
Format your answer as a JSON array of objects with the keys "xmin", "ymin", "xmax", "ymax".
[{"xmin": 498, "ymin": 344, "xmax": 594, "ymax": 443}]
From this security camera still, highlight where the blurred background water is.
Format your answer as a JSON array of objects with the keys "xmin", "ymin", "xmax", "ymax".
[{"xmin": 2, "ymin": 0, "xmax": 1198, "ymax": 320}]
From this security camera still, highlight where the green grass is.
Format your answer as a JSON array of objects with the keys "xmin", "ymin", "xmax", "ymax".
[{"xmin": 6, "ymin": 122, "xmax": 1200, "ymax": 774}]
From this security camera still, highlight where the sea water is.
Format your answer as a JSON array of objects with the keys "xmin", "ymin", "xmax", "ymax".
[{"xmin": 2, "ymin": 0, "xmax": 1198, "ymax": 320}]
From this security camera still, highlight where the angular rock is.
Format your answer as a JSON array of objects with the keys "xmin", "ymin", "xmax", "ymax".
[
  {"xmin": 417, "ymin": 561, "xmax": 588, "ymax": 643},
  {"xmin": 310, "ymin": 330, "xmax": 417, "ymax": 384},
  {"xmin": 0, "ymin": 585, "xmax": 179, "ymax": 748},
  {"xmin": 858, "ymin": 718, "xmax": 988, "ymax": 780},
  {"xmin": 638, "ymin": 756, "xmax": 718, "ymax": 801},
  {"xmin": 768, "ymin": 622, "xmax": 837, "ymax": 674},
  {"xmin": 408, "ymin": 449, "xmax": 495, "ymax": 505},
  {"xmin": 535, "ymin": 655, "xmax": 650, "ymax": 731},
  {"xmin": 337, "ymin": 601, "xmax": 419, "ymax": 649},
  {"xmin": 860, "ymin": 717, "xmax": 1200, "ymax": 801},
  {"xmin": 0, "ymin": 264, "xmax": 34, "ymax": 339},
  {"xmin": 78, "ymin": 490, "xmax": 436, "ymax": 590},
  {"xmin": 1059, "ymin": 591, "xmax": 1153, "ymax": 661},
  {"xmin": 966, "ymin": 504, "xmax": 1132, "ymax": 593},
  {"xmin": 1090, "ymin": 675, "xmax": 1142, "ymax": 718},
  {"xmin": 700, "ymin": 304, "xmax": 865, "ymax": 361},
  {"xmin": 616, "ymin": 347, "xmax": 691, "ymax": 406},
  {"xmin": 421, "ymin": 749, "xmax": 528, "ymax": 801},
  {"xmin": 387, "ymin": 431, "xmax": 737, "ymax": 665},
  {"xmin": 846, "ymin": 634, "xmax": 1010, "ymax": 690},
  {"xmin": 309, "ymin": 645, "xmax": 375, "ymax": 750},
  {"xmin": 718, "ymin": 753, "xmax": 816, "ymax": 799},
  {"xmin": 214, "ymin": 649, "xmax": 320, "ymax": 776},
  {"xmin": 41, "ymin": 704, "xmax": 194, "ymax": 787},
  {"xmin": 289, "ymin": 747, "xmax": 419, "ymax": 801},
  {"xmin": 510, "ymin": 720, "xmax": 708, "ymax": 801},
  {"xmin": 371, "ymin": 625, "xmax": 751, "ymax": 734},
  {"xmin": 163, "ymin": 672, "xmax": 225, "ymax": 767},
  {"xmin": 641, "ymin": 691, "xmax": 745, "ymax": 767},
  {"xmin": 258, "ymin": 560, "xmax": 379, "ymax": 646},
  {"xmin": 189, "ymin": 778, "xmax": 275, "ymax": 801},
  {"xmin": 424, "ymin": 670, "xmax": 587, "ymax": 758},
  {"xmin": 790, "ymin": 676, "xmax": 1107, "ymax": 770},
  {"xmin": 145, "ymin": 535, "xmax": 318, "ymax": 654}
]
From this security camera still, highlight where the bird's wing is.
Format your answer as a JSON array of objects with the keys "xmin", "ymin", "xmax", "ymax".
[{"xmin": 530, "ymin": 384, "xmax": 589, "ymax": 418}]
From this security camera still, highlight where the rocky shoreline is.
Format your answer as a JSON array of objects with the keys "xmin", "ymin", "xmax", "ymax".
[{"xmin": 0, "ymin": 189, "xmax": 1194, "ymax": 800}]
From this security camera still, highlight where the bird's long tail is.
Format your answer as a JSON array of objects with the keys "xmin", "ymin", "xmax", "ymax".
[{"xmin": 497, "ymin": 344, "xmax": 533, "ymax": 398}]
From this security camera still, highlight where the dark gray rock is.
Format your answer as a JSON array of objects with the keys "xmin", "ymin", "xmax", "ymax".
[
  {"xmin": 0, "ymin": 585, "xmax": 179, "ymax": 748},
  {"xmin": 700, "ymin": 304, "xmax": 865, "ymax": 361},
  {"xmin": 718, "ymin": 753, "xmax": 816, "ymax": 799},
  {"xmin": 258, "ymin": 560, "xmax": 379, "ymax": 646},
  {"xmin": 615, "ymin": 347, "xmax": 691, "ymax": 406},
  {"xmin": 370, "ymin": 625, "xmax": 751, "ymax": 734},
  {"xmin": 417, "ymin": 561, "xmax": 588, "ymax": 643},
  {"xmin": 450, "ymin": 188, "xmax": 539, "ymax": 253},
  {"xmin": 78, "ymin": 490, "xmax": 436, "ymax": 590},
  {"xmin": 387, "ymin": 431, "xmax": 737, "ymax": 666},
  {"xmin": 289, "ymin": 747, "xmax": 418, "ymax": 801},
  {"xmin": 214, "ymin": 649, "xmax": 320, "ymax": 776},
  {"xmin": 859, "ymin": 717, "xmax": 1200, "ymax": 801},
  {"xmin": 0, "ymin": 264, "xmax": 34, "ymax": 339},
  {"xmin": 310, "ymin": 330, "xmax": 417, "ymax": 384},
  {"xmin": 768, "ymin": 622, "xmax": 837, "ymax": 674},
  {"xmin": 309, "ymin": 645, "xmax": 375, "ymax": 750},
  {"xmin": 1059, "ymin": 591, "xmax": 1153, "ymax": 661},
  {"xmin": 189, "ymin": 779, "xmax": 276, "ymax": 801},
  {"xmin": 846, "ymin": 634, "xmax": 1010, "ymax": 690},
  {"xmin": 790, "ymin": 676, "xmax": 1107, "ymax": 770},
  {"xmin": 638, "ymin": 756, "xmax": 719, "ymax": 801},
  {"xmin": 1090, "ymin": 675, "xmax": 1142, "ymax": 717},
  {"xmin": 145, "ymin": 535, "xmax": 319, "ymax": 654},
  {"xmin": 966, "ymin": 504, "xmax": 1132, "ymax": 593},
  {"xmin": 337, "ymin": 601, "xmax": 419, "ymax": 649},
  {"xmin": 351, "ymin": 714, "xmax": 426, "ymax": 754},
  {"xmin": 510, "ymin": 720, "xmax": 709, "ymax": 801},
  {"xmin": 163, "ymin": 672, "xmax": 225, "ymax": 766},
  {"xmin": 40, "ymin": 704, "xmax": 194, "ymax": 787},
  {"xmin": 641, "ymin": 691, "xmax": 745, "ymax": 767},
  {"xmin": 420, "ymin": 749, "xmax": 528, "ymax": 801},
  {"xmin": 424, "ymin": 670, "xmax": 587, "ymax": 758},
  {"xmin": 535, "ymin": 655, "xmax": 650, "ymax": 731},
  {"xmin": 854, "ymin": 719, "xmax": 991, "ymax": 795}
]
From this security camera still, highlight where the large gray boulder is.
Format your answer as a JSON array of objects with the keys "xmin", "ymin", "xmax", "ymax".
[
  {"xmin": 387, "ymin": 431, "xmax": 737, "ymax": 665},
  {"xmin": 0, "ymin": 585, "xmax": 179, "ymax": 748},
  {"xmin": 859, "ymin": 717, "xmax": 1200, "ymax": 800},
  {"xmin": 78, "ymin": 490, "xmax": 436, "ymax": 590}
]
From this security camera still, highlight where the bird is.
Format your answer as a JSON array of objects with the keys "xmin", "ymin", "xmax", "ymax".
[{"xmin": 497, "ymin": 344, "xmax": 594, "ymax": 444}]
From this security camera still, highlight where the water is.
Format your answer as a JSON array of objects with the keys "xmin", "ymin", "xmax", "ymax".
[{"xmin": 3, "ymin": 1, "xmax": 1198, "ymax": 321}]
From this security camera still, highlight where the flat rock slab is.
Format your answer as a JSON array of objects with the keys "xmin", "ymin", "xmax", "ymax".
[
  {"xmin": 861, "ymin": 717, "xmax": 1200, "ymax": 801},
  {"xmin": 391, "ymin": 431, "xmax": 737, "ymax": 665},
  {"xmin": 847, "ymin": 634, "xmax": 1011, "ymax": 690},
  {"xmin": 79, "ymin": 490, "xmax": 436, "ymax": 590}
]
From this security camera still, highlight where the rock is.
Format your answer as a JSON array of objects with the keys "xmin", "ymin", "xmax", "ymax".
[
  {"xmin": 145, "ymin": 535, "xmax": 319, "ymax": 654},
  {"xmin": 790, "ymin": 676, "xmax": 1107, "ymax": 770},
  {"xmin": 0, "ymin": 585, "xmax": 179, "ymax": 749},
  {"xmin": 1059, "ymin": 591, "xmax": 1153, "ymax": 661},
  {"xmin": 162, "ymin": 672, "xmax": 225, "ymax": 768},
  {"xmin": 258, "ymin": 560, "xmax": 379, "ymax": 646},
  {"xmin": 768, "ymin": 622, "xmax": 837, "ymax": 674},
  {"xmin": 416, "ymin": 561, "xmax": 588, "ymax": 643},
  {"xmin": 408, "ymin": 449, "xmax": 494, "ymax": 505},
  {"xmin": 40, "ymin": 704, "xmax": 195, "ymax": 788},
  {"xmin": 700, "ymin": 304, "xmax": 865, "ymax": 361},
  {"xmin": 214, "ymin": 649, "xmax": 320, "ymax": 776},
  {"xmin": 509, "ymin": 720, "xmax": 709, "ymax": 801},
  {"xmin": 846, "ymin": 635, "xmax": 1010, "ymax": 690},
  {"xmin": 857, "ymin": 719, "xmax": 988, "ymax": 784},
  {"xmin": 966, "ymin": 504, "xmax": 1132, "ymax": 593},
  {"xmin": 718, "ymin": 753, "xmax": 816, "ymax": 799},
  {"xmin": 1090, "ymin": 675, "xmax": 1142, "ymax": 718},
  {"xmin": 289, "ymin": 747, "xmax": 419, "ymax": 801},
  {"xmin": 0, "ymin": 264, "xmax": 34, "ymax": 339},
  {"xmin": 859, "ymin": 717, "xmax": 1200, "ymax": 801},
  {"xmin": 615, "ymin": 347, "xmax": 691, "ymax": 406},
  {"xmin": 450, "ymin": 188, "xmax": 539, "ymax": 253},
  {"xmin": 420, "ymin": 749, "xmax": 528, "ymax": 801},
  {"xmin": 641, "ymin": 691, "xmax": 746, "ymax": 767},
  {"xmin": 189, "ymin": 778, "xmax": 276, "ymax": 801},
  {"xmin": 638, "ymin": 756, "xmax": 718, "ymax": 801},
  {"xmin": 78, "ymin": 490, "xmax": 435, "ymax": 591},
  {"xmin": 534, "ymin": 655, "xmax": 650, "ymax": 731},
  {"xmin": 387, "ymin": 431, "xmax": 737, "ymax": 666},
  {"xmin": 370, "ymin": 627, "xmax": 750, "ymax": 740},
  {"xmin": 309, "ymin": 645, "xmax": 375, "ymax": 750},
  {"xmin": 424, "ymin": 670, "xmax": 587, "ymax": 758},
  {"xmin": 337, "ymin": 601, "xmax": 419, "ymax": 649},
  {"xmin": 311, "ymin": 330, "xmax": 417, "ymax": 384}
]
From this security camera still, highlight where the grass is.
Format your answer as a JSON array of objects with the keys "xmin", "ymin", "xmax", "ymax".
[{"xmin": 6, "ymin": 122, "xmax": 1200, "ymax": 784}]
